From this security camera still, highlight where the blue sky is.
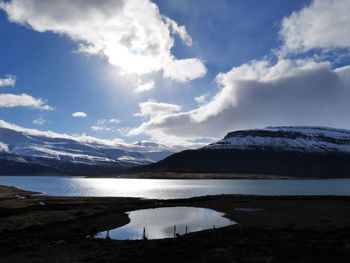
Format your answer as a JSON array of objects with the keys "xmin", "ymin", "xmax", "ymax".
[{"xmin": 1, "ymin": 0, "xmax": 350, "ymax": 145}]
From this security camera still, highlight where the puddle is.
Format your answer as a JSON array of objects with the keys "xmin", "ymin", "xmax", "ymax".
[{"xmin": 95, "ymin": 206, "xmax": 236, "ymax": 240}]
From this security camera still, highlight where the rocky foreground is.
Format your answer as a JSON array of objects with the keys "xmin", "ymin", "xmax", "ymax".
[{"xmin": 1, "ymin": 185, "xmax": 350, "ymax": 262}]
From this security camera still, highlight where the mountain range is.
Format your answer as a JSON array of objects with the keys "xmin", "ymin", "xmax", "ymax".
[
  {"xmin": 2, "ymin": 125, "xmax": 350, "ymax": 177},
  {"xmin": 0, "ymin": 124, "xmax": 178, "ymax": 175}
]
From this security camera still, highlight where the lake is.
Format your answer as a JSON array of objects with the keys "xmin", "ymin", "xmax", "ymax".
[
  {"xmin": 1, "ymin": 176, "xmax": 350, "ymax": 199},
  {"xmin": 95, "ymin": 206, "xmax": 236, "ymax": 240}
]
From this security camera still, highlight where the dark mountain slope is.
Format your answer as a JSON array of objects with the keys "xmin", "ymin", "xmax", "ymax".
[{"xmin": 133, "ymin": 126, "xmax": 350, "ymax": 177}]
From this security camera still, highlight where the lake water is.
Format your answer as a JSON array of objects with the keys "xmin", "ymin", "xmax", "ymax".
[
  {"xmin": 1, "ymin": 176, "xmax": 350, "ymax": 199},
  {"xmin": 95, "ymin": 207, "xmax": 235, "ymax": 240}
]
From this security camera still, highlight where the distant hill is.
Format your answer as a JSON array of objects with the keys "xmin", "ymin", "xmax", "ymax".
[
  {"xmin": 0, "ymin": 125, "xmax": 177, "ymax": 175},
  {"xmin": 132, "ymin": 126, "xmax": 350, "ymax": 177}
]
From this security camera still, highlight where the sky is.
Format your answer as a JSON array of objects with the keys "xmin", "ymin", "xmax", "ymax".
[{"xmin": 1, "ymin": 0, "xmax": 350, "ymax": 146}]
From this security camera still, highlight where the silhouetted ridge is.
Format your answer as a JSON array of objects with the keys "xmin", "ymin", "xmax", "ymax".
[{"xmin": 134, "ymin": 126, "xmax": 350, "ymax": 177}]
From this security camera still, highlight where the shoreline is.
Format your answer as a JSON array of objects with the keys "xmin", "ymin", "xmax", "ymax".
[
  {"xmin": 4, "ymin": 172, "xmax": 350, "ymax": 179},
  {"xmin": 89, "ymin": 172, "xmax": 305, "ymax": 179},
  {"xmin": 1, "ymin": 185, "xmax": 350, "ymax": 262},
  {"xmin": 3, "ymin": 172, "xmax": 345, "ymax": 179}
]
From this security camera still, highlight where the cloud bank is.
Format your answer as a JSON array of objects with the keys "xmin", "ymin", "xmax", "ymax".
[
  {"xmin": 0, "ymin": 0, "xmax": 206, "ymax": 83},
  {"xmin": 131, "ymin": 60, "xmax": 350, "ymax": 140}
]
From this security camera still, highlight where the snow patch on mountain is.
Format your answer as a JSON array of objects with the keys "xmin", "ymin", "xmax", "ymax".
[{"xmin": 0, "ymin": 142, "xmax": 9, "ymax": 152}]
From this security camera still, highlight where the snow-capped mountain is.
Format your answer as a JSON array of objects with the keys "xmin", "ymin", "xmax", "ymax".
[
  {"xmin": 139, "ymin": 126, "xmax": 350, "ymax": 177},
  {"xmin": 206, "ymin": 126, "xmax": 350, "ymax": 153},
  {"xmin": 0, "ymin": 124, "xmax": 177, "ymax": 175}
]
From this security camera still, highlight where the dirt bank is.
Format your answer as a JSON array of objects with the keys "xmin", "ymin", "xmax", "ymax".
[{"xmin": 1, "ymin": 185, "xmax": 350, "ymax": 262}]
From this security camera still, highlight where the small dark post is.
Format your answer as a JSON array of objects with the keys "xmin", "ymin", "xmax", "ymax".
[
  {"xmin": 185, "ymin": 225, "xmax": 188, "ymax": 235},
  {"xmin": 213, "ymin": 225, "xmax": 216, "ymax": 229},
  {"xmin": 173, "ymin": 225, "xmax": 176, "ymax": 238},
  {"xmin": 106, "ymin": 230, "xmax": 110, "ymax": 240},
  {"xmin": 142, "ymin": 227, "xmax": 146, "ymax": 240}
]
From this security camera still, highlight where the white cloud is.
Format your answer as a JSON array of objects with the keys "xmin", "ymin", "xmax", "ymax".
[
  {"xmin": 130, "ymin": 101, "xmax": 190, "ymax": 144},
  {"xmin": 72, "ymin": 112, "xmax": 87, "ymax": 118},
  {"xmin": 102, "ymin": 118, "xmax": 120, "ymax": 124},
  {"xmin": 0, "ymin": 0, "xmax": 206, "ymax": 82},
  {"xmin": 194, "ymin": 93, "xmax": 210, "ymax": 106},
  {"xmin": 163, "ymin": 58, "xmax": 207, "ymax": 82},
  {"xmin": 32, "ymin": 117, "xmax": 46, "ymax": 125},
  {"xmin": 280, "ymin": 0, "xmax": 350, "ymax": 54},
  {"xmin": 164, "ymin": 17, "xmax": 192, "ymax": 46},
  {"xmin": 91, "ymin": 118, "xmax": 120, "ymax": 132},
  {"xmin": 130, "ymin": 59, "xmax": 350, "ymax": 142},
  {"xmin": 134, "ymin": 100, "xmax": 182, "ymax": 119},
  {"xmin": 117, "ymin": 127, "xmax": 132, "ymax": 137},
  {"xmin": 90, "ymin": 125, "xmax": 113, "ymax": 132},
  {"xmin": 0, "ymin": 142, "xmax": 9, "ymax": 152},
  {"xmin": 135, "ymin": 80, "xmax": 155, "ymax": 93},
  {"xmin": 0, "ymin": 93, "xmax": 52, "ymax": 110},
  {"xmin": 0, "ymin": 75, "xmax": 16, "ymax": 87}
]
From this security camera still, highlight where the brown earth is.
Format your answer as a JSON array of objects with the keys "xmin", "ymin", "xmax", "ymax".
[{"xmin": 1, "ymin": 184, "xmax": 350, "ymax": 263}]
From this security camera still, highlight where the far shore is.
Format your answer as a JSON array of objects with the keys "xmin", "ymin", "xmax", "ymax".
[
  {"xmin": 2, "ymin": 172, "xmax": 350, "ymax": 179},
  {"xmin": 88, "ymin": 171, "xmax": 338, "ymax": 179}
]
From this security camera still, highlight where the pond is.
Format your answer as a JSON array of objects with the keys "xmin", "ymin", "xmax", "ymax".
[{"xmin": 95, "ymin": 207, "xmax": 236, "ymax": 240}]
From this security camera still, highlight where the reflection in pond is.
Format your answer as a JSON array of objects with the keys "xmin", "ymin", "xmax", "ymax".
[{"xmin": 95, "ymin": 207, "xmax": 236, "ymax": 240}]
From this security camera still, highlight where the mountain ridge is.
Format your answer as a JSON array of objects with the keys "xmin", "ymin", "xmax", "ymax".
[
  {"xmin": 130, "ymin": 126, "xmax": 350, "ymax": 177},
  {"xmin": 0, "ymin": 125, "xmax": 176, "ymax": 175}
]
